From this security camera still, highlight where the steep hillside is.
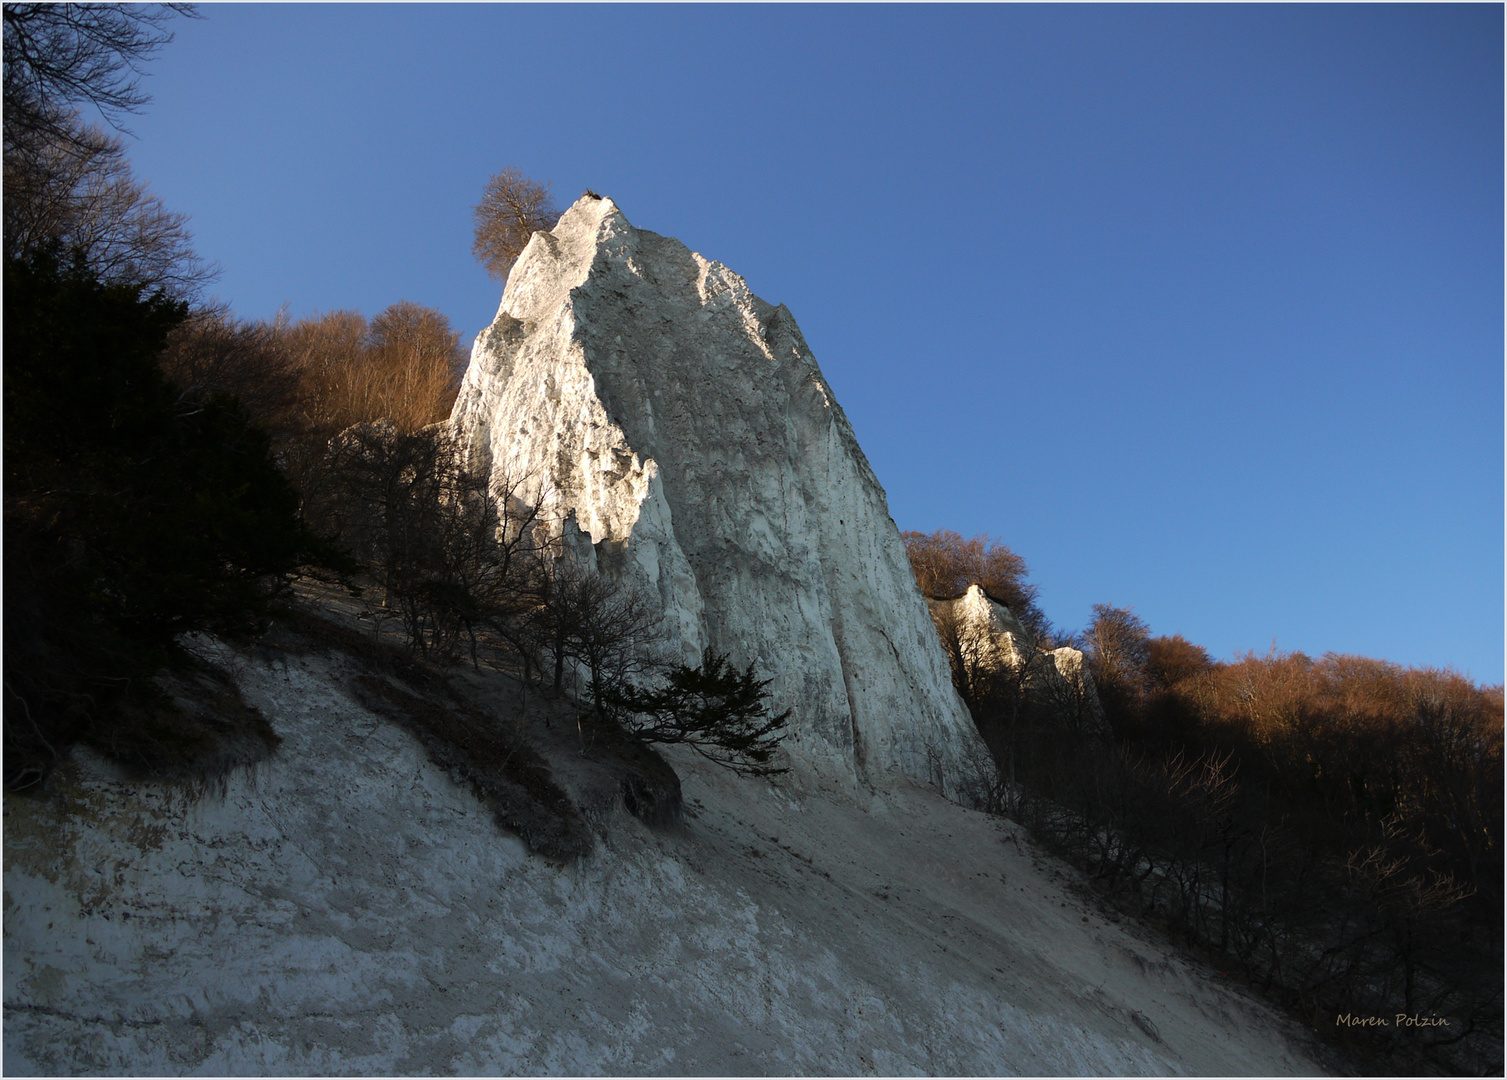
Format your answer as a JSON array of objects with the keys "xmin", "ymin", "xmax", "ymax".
[{"xmin": 4, "ymin": 625, "xmax": 1325, "ymax": 1075}]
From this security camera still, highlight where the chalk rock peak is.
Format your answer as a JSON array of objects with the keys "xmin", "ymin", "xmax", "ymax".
[
  {"xmin": 928, "ymin": 585, "xmax": 1107, "ymax": 736},
  {"xmin": 450, "ymin": 195, "xmax": 990, "ymax": 800},
  {"xmin": 951, "ymin": 584, "xmax": 1036, "ymax": 667}
]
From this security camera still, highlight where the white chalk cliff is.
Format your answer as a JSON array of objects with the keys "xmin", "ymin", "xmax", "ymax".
[{"xmin": 450, "ymin": 196, "xmax": 988, "ymax": 800}]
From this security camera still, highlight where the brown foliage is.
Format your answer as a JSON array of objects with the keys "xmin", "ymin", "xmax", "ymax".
[
  {"xmin": 278, "ymin": 303, "xmax": 465, "ymax": 436},
  {"xmin": 903, "ymin": 528, "xmax": 1028, "ymax": 600},
  {"xmin": 159, "ymin": 301, "xmax": 470, "ymax": 525},
  {"xmin": 1083, "ymin": 605, "xmax": 1150, "ymax": 683},
  {"xmin": 160, "ymin": 300, "xmax": 467, "ymax": 444},
  {"xmin": 1011, "ymin": 630, "xmax": 1503, "ymax": 1073},
  {"xmin": 472, "ymin": 166, "xmax": 561, "ymax": 281},
  {"xmin": 277, "ymin": 302, "xmax": 461, "ymax": 433},
  {"xmin": 1145, "ymin": 634, "xmax": 1213, "ymax": 690},
  {"xmin": 901, "ymin": 529, "xmax": 1049, "ymax": 640},
  {"xmin": 1126, "ymin": 645, "xmax": 1504, "ymax": 900}
]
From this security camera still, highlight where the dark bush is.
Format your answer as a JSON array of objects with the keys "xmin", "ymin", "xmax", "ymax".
[
  {"xmin": 599, "ymin": 648, "xmax": 791, "ymax": 777},
  {"xmin": 3, "ymin": 249, "xmax": 347, "ymax": 787}
]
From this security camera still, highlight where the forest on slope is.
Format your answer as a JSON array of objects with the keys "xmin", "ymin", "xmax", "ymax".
[{"xmin": 902, "ymin": 529, "xmax": 1502, "ymax": 1075}]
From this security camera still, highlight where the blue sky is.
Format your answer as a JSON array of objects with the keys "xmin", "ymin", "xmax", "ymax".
[{"xmin": 124, "ymin": 4, "xmax": 1502, "ymax": 684}]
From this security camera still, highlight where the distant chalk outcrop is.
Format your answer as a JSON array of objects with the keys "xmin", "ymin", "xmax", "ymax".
[{"xmin": 927, "ymin": 584, "xmax": 1107, "ymax": 736}]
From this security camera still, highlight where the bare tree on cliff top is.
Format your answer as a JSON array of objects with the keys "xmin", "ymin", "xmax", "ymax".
[
  {"xmin": 902, "ymin": 529, "xmax": 1051, "ymax": 641},
  {"xmin": 471, "ymin": 166, "xmax": 562, "ymax": 281}
]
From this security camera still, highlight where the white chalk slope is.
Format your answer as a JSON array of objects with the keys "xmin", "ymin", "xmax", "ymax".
[
  {"xmin": 450, "ymin": 196, "xmax": 986, "ymax": 801},
  {"xmin": 4, "ymin": 649, "xmax": 1322, "ymax": 1075}
]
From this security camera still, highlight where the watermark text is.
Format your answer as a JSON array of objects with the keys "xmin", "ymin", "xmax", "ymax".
[{"xmin": 1336, "ymin": 1013, "xmax": 1450, "ymax": 1028}]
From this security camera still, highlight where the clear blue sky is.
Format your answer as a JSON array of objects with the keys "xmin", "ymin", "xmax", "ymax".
[{"xmin": 124, "ymin": 4, "xmax": 1503, "ymax": 684}]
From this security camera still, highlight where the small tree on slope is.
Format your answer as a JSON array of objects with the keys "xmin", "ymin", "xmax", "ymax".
[{"xmin": 598, "ymin": 649, "xmax": 791, "ymax": 777}]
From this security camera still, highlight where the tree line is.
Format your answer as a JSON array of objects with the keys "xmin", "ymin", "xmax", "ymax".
[{"xmin": 905, "ymin": 528, "xmax": 1503, "ymax": 1075}]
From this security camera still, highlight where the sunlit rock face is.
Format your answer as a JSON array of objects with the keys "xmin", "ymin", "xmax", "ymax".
[
  {"xmin": 928, "ymin": 585, "xmax": 1107, "ymax": 736},
  {"xmin": 449, "ymin": 195, "xmax": 990, "ymax": 800}
]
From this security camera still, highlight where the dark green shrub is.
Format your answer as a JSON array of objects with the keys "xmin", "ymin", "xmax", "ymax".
[{"xmin": 598, "ymin": 649, "xmax": 790, "ymax": 776}]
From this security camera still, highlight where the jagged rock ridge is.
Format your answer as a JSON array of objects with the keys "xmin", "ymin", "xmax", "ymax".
[{"xmin": 449, "ymin": 196, "xmax": 989, "ymax": 799}]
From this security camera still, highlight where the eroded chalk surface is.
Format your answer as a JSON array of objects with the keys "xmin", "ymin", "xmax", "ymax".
[{"xmin": 5, "ymin": 650, "xmax": 1321, "ymax": 1076}]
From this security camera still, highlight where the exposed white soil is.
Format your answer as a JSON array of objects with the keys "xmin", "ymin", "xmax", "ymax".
[{"xmin": 4, "ymin": 647, "xmax": 1324, "ymax": 1075}]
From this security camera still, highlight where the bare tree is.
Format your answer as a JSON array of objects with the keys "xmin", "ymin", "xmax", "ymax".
[
  {"xmin": 309, "ymin": 422, "xmax": 558, "ymax": 684},
  {"xmin": 538, "ymin": 563, "xmax": 664, "ymax": 724},
  {"xmin": 277, "ymin": 310, "xmax": 369, "ymax": 434},
  {"xmin": 1083, "ymin": 603, "xmax": 1151, "ymax": 734},
  {"xmin": 929, "ymin": 601, "xmax": 998, "ymax": 713},
  {"xmin": 3, "ymin": 3, "xmax": 192, "ymax": 153},
  {"xmin": 366, "ymin": 299, "xmax": 468, "ymax": 428},
  {"xmin": 928, "ymin": 595, "xmax": 1036, "ymax": 814},
  {"xmin": 4, "ymin": 120, "xmax": 215, "ymax": 297},
  {"xmin": 1144, "ymin": 633, "xmax": 1214, "ymax": 691},
  {"xmin": 275, "ymin": 303, "xmax": 465, "ymax": 438},
  {"xmin": 158, "ymin": 304, "xmax": 298, "ymax": 426},
  {"xmin": 1039, "ymin": 647, "xmax": 1104, "ymax": 739},
  {"xmin": 471, "ymin": 166, "xmax": 561, "ymax": 281},
  {"xmin": 3, "ymin": 4, "xmax": 211, "ymax": 297},
  {"xmin": 431, "ymin": 467, "xmax": 553, "ymax": 676}
]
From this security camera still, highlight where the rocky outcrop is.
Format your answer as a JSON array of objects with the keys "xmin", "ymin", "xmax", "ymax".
[
  {"xmin": 449, "ymin": 196, "xmax": 989, "ymax": 801},
  {"xmin": 927, "ymin": 585, "xmax": 1106, "ymax": 736},
  {"xmin": 1045, "ymin": 646, "xmax": 1103, "ymax": 730}
]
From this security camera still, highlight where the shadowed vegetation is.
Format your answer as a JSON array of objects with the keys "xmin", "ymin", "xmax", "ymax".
[
  {"xmin": 3, "ymin": 249, "xmax": 347, "ymax": 787},
  {"xmin": 906, "ymin": 533, "xmax": 1502, "ymax": 1075}
]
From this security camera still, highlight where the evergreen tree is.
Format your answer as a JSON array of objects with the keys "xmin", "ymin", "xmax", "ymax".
[{"xmin": 598, "ymin": 649, "xmax": 791, "ymax": 776}]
